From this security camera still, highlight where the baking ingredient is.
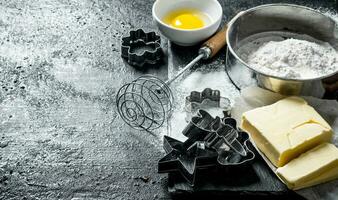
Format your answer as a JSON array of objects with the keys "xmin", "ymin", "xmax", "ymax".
[
  {"xmin": 162, "ymin": 9, "xmax": 210, "ymax": 30},
  {"xmin": 276, "ymin": 143, "xmax": 338, "ymax": 190},
  {"xmin": 168, "ymin": 70, "xmax": 240, "ymax": 141},
  {"xmin": 241, "ymin": 96, "xmax": 333, "ymax": 167},
  {"xmin": 232, "ymin": 85, "xmax": 338, "ymax": 198},
  {"xmin": 236, "ymin": 32, "xmax": 338, "ymax": 79},
  {"xmin": 178, "ymin": 71, "xmax": 239, "ymax": 99}
]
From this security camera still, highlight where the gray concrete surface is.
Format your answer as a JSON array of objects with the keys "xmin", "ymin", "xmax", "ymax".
[
  {"xmin": 0, "ymin": 0, "xmax": 169, "ymax": 199},
  {"xmin": 0, "ymin": 0, "xmax": 335, "ymax": 199}
]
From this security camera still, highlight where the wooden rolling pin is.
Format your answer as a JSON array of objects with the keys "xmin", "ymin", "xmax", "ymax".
[{"xmin": 165, "ymin": 26, "xmax": 228, "ymax": 85}]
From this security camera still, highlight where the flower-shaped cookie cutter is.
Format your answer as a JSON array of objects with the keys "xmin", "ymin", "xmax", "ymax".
[
  {"xmin": 121, "ymin": 29, "xmax": 162, "ymax": 67},
  {"xmin": 185, "ymin": 88, "xmax": 231, "ymax": 121}
]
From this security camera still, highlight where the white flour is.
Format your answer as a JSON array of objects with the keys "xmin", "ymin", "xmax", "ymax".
[
  {"xmin": 236, "ymin": 32, "xmax": 338, "ymax": 79},
  {"xmin": 167, "ymin": 70, "xmax": 240, "ymax": 141}
]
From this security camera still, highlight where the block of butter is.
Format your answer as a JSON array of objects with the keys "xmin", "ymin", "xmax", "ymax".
[
  {"xmin": 241, "ymin": 96, "xmax": 333, "ymax": 167},
  {"xmin": 276, "ymin": 143, "xmax": 338, "ymax": 190}
]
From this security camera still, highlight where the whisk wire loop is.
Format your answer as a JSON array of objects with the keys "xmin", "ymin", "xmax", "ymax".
[{"xmin": 116, "ymin": 75, "xmax": 174, "ymax": 131}]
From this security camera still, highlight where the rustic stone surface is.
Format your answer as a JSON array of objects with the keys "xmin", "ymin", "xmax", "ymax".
[{"xmin": 0, "ymin": 0, "xmax": 335, "ymax": 199}]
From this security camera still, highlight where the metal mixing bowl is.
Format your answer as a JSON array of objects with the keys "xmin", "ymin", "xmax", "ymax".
[{"xmin": 226, "ymin": 4, "xmax": 338, "ymax": 97}]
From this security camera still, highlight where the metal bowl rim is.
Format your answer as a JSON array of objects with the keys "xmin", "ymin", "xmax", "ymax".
[{"xmin": 226, "ymin": 3, "xmax": 338, "ymax": 81}]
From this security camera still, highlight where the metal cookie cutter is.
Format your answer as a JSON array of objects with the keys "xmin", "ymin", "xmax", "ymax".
[
  {"xmin": 185, "ymin": 88, "xmax": 231, "ymax": 121},
  {"xmin": 158, "ymin": 110, "xmax": 255, "ymax": 185},
  {"xmin": 158, "ymin": 135, "xmax": 219, "ymax": 185},
  {"xmin": 185, "ymin": 110, "xmax": 255, "ymax": 165},
  {"xmin": 206, "ymin": 116, "xmax": 255, "ymax": 165},
  {"xmin": 121, "ymin": 29, "xmax": 162, "ymax": 67}
]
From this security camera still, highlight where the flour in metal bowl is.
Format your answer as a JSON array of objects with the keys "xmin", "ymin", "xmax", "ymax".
[{"xmin": 236, "ymin": 32, "xmax": 338, "ymax": 79}]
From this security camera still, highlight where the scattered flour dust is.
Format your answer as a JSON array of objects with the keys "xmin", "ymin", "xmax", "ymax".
[
  {"xmin": 168, "ymin": 70, "xmax": 240, "ymax": 141},
  {"xmin": 179, "ymin": 71, "xmax": 238, "ymax": 96},
  {"xmin": 236, "ymin": 32, "xmax": 338, "ymax": 79}
]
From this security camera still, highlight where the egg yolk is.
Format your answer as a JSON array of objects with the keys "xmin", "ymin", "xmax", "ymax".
[{"xmin": 163, "ymin": 9, "xmax": 205, "ymax": 30}]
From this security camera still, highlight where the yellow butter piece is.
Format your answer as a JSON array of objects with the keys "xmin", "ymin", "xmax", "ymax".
[
  {"xmin": 276, "ymin": 143, "xmax": 338, "ymax": 190},
  {"xmin": 241, "ymin": 97, "xmax": 333, "ymax": 167}
]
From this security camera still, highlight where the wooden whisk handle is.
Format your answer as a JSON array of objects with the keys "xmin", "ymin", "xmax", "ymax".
[{"xmin": 202, "ymin": 26, "xmax": 228, "ymax": 58}]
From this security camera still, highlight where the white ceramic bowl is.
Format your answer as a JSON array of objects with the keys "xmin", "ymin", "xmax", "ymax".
[{"xmin": 152, "ymin": 0, "xmax": 223, "ymax": 46}]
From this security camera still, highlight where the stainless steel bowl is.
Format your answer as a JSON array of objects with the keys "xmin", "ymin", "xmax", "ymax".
[{"xmin": 226, "ymin": 4, "xmax": 338, "ymax": 97}]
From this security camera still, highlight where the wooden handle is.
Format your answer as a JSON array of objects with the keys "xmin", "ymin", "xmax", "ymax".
[{"xmin": 202, "ymin": 26, "xmax": 228, "ymax": 58}]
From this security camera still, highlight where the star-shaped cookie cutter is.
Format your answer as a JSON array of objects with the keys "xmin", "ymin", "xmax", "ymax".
[
  {"xmin": 158, "ymin": 136, "xmax": 219, "ymax": 185},
  {"xmin": 121, "ymin": 29, "xmax": 162, "ymax": 67},
  {"xmin": 158, "ymin": 110, "xmax": 255, "ymax": 185}
]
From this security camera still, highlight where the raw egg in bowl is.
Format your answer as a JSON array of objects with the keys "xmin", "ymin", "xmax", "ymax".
[{"xmin": 152, "ymin": 0, "xmax": 222, "ymax": 46}]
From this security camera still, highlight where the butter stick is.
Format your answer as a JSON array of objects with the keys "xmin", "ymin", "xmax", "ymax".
[
  {"xmin": 276, "ymin": 143, "xmax": 338, "ymax": 190},
  {"xmin": 241, "ymin": 97, "xmax": 333, "ymax": 167}
]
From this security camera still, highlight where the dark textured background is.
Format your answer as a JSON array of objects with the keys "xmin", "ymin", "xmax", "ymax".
[{"xmin": 0, "ymin": 0, "xmax": 336, "ymax": 199}]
